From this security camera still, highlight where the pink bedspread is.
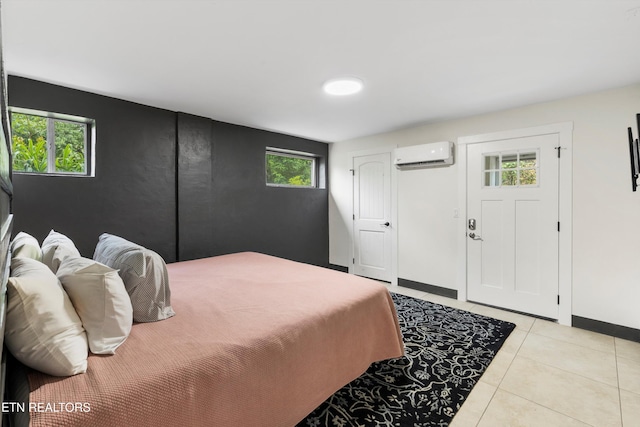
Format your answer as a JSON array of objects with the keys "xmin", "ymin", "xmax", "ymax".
[{"xmin": 27, "ymin": 252, "xmax": 404, "ymax": 426}]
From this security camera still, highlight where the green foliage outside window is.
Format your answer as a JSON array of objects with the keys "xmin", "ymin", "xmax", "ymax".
[
  {"xmin": 11, "ymin": 112, "xmax": 86, "ymax": 174},
  {"xmin": 266, "ymin": 153, "xmax": 314, "ymax": 187},
  {"xmin": 11, "ymin": 113, "xmax": 47, "ymax": 173},
  {"xmin": 501, "ymin": 154, "xmax": 537, "ymax": 186},
  {"xmin": 54, "ymin": 120, "xmax": 85, "ymax": 173},
  {"xmin": 487, "ymin": 152, "xmax": 537, "ymax": 187}
]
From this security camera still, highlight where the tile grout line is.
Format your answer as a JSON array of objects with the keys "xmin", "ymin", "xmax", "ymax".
[
  {"xmin": 473, "ymin": 385, "xmax": 499, "ymax": 427},
  {"xmin": 495, "ymin": 321, "xmax": 605, "ymax": 426},
  {"xmin": 475, "ymin": 320, "xmax": 531, "ymax": 426},
  {"xmin": 505, "ymin": 321, "xmax": 621, "ymax": 389},
  {"xmin": 514, "ymin": 353, "xmax": 620, "ymax": 390},
  {"xmin": 615, "ymin": 339, "xmax": 625, "ymax": 427},
  {"xmin": 494, "ymin": 389, "xmax": 599, "ymax": 427},
  {"xmin": 532, "ymin": 332, "xmax": 615, "ymax": 355},
  {"xmin": 500, "ymin": 355, "xmax": 623, "ymax": 427},
  {"xmin": 527, "ymin": 322, "xmax": 617, "ymax": 354},
  {"xmin": 526, "ymin": 329, "xmax": 618, "ymax": 358}
]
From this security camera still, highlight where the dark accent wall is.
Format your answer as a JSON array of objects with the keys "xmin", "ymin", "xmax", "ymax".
[
  {"xmin": 9, "ymin": 76, "xmax": 329, "ymax": 267},
  {"xmin": 9, "ymin": 76, "xmax": 177, "ymax": 262},
  {"xmin": 177, "ymin": 113, "xmax": 329, "ymax": 266},
  {"xmin": 176, "ymin": 113, "xmax": 214, "ymax": 261}
]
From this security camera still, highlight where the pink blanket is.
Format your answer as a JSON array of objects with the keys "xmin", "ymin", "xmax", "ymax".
[{"xmin": 28, "ymin": 252, "xmax": 404, "ymax": 426}]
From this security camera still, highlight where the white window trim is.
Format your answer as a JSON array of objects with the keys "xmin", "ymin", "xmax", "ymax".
[
  {"xmin": 266, "ymin": 147, "xmax": 318, "ymax": 188},
  {"xmin": 482, "ymin": 149, "xmax": 540, "ymax": 188},
  {"xmin": 9, "ymin": 107, "xmax": 95, "ymax": 177}
]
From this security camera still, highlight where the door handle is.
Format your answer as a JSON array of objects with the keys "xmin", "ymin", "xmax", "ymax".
[
  {"xmin": 468, "ymin": 232, "xmax": 482, "ymax": 241},
  {"xmin": 381, "ymin": 222, "xmax": 390, "ymax": 227}
]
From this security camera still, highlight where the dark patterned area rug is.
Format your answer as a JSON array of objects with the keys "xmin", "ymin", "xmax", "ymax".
[{"xmin": 298, "ymin": 293, "xmax": 516, "ymax": 427}]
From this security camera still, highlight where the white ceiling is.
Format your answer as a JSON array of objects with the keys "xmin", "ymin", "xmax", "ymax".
[{"xmin": 3, "ymin": 0, "xmax": 640, "ymax": 143}]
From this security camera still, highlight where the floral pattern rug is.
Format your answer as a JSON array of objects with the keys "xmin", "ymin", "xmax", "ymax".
[{"xmin": 298, "ymin": 293, "xmax": 516, "ymax": 427}]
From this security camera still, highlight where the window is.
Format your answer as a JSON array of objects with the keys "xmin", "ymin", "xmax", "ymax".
[
  {"xmin": 266, "ymin": 148, "xmax": 317, "ymax": 188},
  {"xmin": 483, "ymin": 151, "xmax": 538, "ymax": 187},
  {"xmin": 10, "ymin": 108, "xmax": 95, "ymax": 176}
]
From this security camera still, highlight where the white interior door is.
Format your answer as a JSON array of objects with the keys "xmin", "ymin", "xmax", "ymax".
[
  {"xmin": 353, "ymin": 152, "xmax": 392, "ymax": 282},
  {"xmin": 467, "ymin": 134, "xmax": 559, "ymax": 319}
]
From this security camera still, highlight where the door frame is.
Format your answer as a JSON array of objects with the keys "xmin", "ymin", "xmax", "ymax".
[
  {"xmin": 456, "ymin": 122, "xmax": 573, "ymax": 325},
  {"xmin": 348, "ymin": 147, "xmax": 398, "ymax": 286}
]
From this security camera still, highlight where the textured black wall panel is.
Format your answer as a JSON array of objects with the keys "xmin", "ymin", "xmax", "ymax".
[
  {"xmin": 177, "ymin": 112, "xmax": 214, "ymax": 261},
  {"xmin": 181, "ymin": 118, "xmax": 329, "ymax": 266},
  {"xmin": 9, "ymin": 77, "xmax": 329, "ymax": 267},
  {"xmin": 9, "ymin": 76, "xmax": 177, "ymax": 262}
]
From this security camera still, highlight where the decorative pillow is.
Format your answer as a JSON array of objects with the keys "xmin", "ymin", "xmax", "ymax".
[
  {"xmin": 57, "ymin": 257, "xmax": 134, "ymax": 355},
  {"xmin": 93, "ymin": 233, "xmax": 175, "ymax": 323},
  {"xmin": 6, "ymin": 258, "xmax": 88, "ymax": 376},
  {"xmin": 41, "ymin": 230, "xmax": 81, "ymax": 273},
  {"xmin": 10, "ymin": 232, "xmax": 43, "ymax": 261}
]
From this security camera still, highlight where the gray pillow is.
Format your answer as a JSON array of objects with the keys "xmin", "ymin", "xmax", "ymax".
[{"xmin": 93, "ymin": 233, "xmax": 175, "ymax": 323}]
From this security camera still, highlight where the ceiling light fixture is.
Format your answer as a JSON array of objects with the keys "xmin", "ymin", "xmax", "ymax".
[{"xmin": 323, "ymin": 77, "xmax": 364, "ymax": 96}]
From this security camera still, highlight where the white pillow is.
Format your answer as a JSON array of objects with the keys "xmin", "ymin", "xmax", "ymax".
[
  {"xmin": 6, "ymin": 258, "xmax": 88, "ymax": 376},
  {"xmin": 10, "ymin": 232, "xmax": 42, "ymax": 261},
  {"xmin": 93, "ymin": 233, "xmax": 175, "ymax": 323},
  {"xmin": 57, "ymin": 257, "xmax": 133, "ymax": 355},
  {"xmin": 41, "ymin": 230, "xmax": 81, "ymax": 273}
]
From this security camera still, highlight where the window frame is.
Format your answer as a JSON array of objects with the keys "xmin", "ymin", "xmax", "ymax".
[
  {"xmin": 265, "ymin": 147, "xmax": 318, "ymax": 189},
  {"xmin": 482, "ymin": 149, "xmax": 539, "ymax": 188},
  {"xmin": 9, "ymin": 107, "xmax": 96, "ymax": 177}
]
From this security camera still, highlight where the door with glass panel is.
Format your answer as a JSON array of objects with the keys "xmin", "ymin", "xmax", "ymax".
[{"xmin": 466, "ymin": 134, "xmax": 559, "ymax": 319}]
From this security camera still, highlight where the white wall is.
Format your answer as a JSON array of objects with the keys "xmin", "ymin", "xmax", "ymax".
[{"xmin": 329, "ymin": 83, "xmax": 640, "ymax": 330}]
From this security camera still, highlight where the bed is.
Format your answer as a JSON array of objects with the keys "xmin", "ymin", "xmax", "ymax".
[{"xmin": 2, "ymin": 251, "xmax": 404, "ymax": 427}]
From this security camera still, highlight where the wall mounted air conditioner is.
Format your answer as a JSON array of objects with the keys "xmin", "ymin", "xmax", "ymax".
[{"xmin": 394, "ymin": 141, "xmax": 454, "ymax": 169}]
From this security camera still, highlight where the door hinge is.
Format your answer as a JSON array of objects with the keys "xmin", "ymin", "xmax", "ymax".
[
  {"xmin": 353, "ymin": 214, "xmax": 355, "ymax": 220},
  {"xmin": 353, "ymin": 258, "xmax": 355, "ymax": 264},
  {"xmin": 555, "ymin": 146, "xmax": 562, "ymax": 158},
  {"xmin": 557, "ymin": 295, "xmax": 560, "ymax": 305},
  {"xmin": 557, "ymin": 221, "xmax": 560, "ymax": 232},
  {"xmin": 350, "ymin": 169, "xmax": 355, "ymax": 176}
]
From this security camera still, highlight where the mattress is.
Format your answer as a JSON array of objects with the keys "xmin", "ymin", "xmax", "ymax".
[{"xmin": 24, "ymin": 252, "xmax": 404, "ymax": 426}]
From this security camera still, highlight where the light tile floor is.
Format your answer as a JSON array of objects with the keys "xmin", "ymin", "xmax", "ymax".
[{"xmin": 385, "ymin": 285, "xmax": 640, "ymax": 427}]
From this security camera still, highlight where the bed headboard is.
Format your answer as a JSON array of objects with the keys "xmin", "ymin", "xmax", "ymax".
[{"xmin": 0, "ymin": 5, "xmax": 15, "ymax": 426}]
